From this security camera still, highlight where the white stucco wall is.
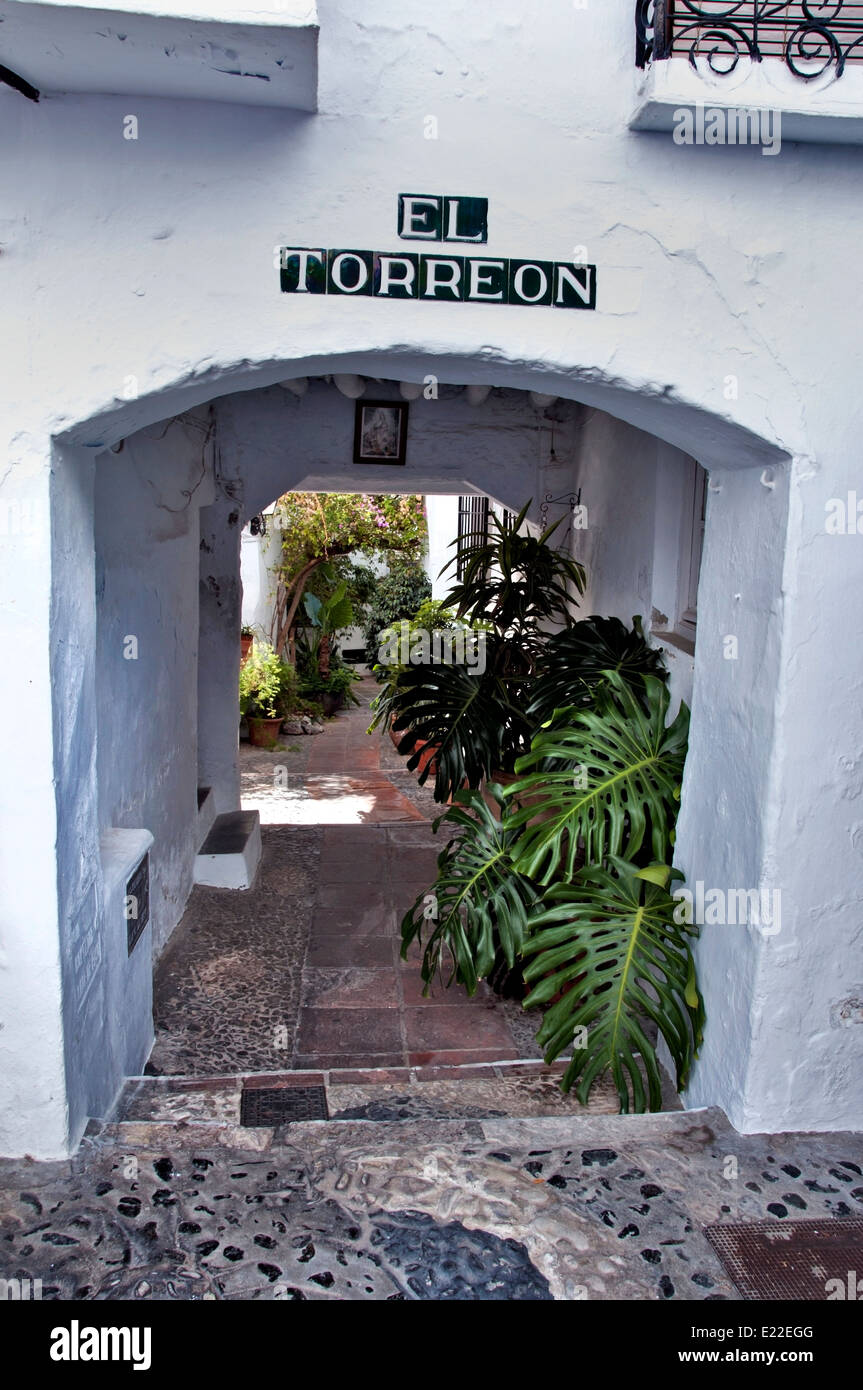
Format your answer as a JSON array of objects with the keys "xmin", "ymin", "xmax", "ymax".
[
  {"xmin": 95, "ymin": 414, "xmax": 211, "ymax": 960},
  {"xmin": 2, "ymin": 0, "xmax": 863, "ymax": 1152},
  {"xmin": 425, "ymin": 494, "xmax": 460, "ymax": 598},
  {"xmin": 240, "ymin": 522, "xmax": 280, "ymax": 635}
]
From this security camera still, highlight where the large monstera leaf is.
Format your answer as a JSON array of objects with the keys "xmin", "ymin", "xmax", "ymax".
[
  {"xmin": 521, "ymin": 858, "xmax": 704, "ymax": 1111},
  {"xmin": 384, "ymin": 659, "xmax": 529, "ymax": 804},
  {"xmin": 400, "ymin": 788, "xmax": 538, "ymax": 994},
  {"xmin": 529, "ymin": 615, "xmax": 667, "ymax": 726},
  {"xmin": 506, "ymin": 672, "xmax": 690, "ymax": 885}
]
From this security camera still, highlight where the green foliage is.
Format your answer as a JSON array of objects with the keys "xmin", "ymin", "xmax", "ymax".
[
  {"xmin": 272, "ymin": 494, "xmax": 426, "ymax": 658},
  {"xmin": 306, "ymin": 556, "xmax": 378, "ymax": 612},
  {"xmin": 275, "ymin": 493, "xmax": 427, "ymax": 578},
  {"xmin": 529, "ymin": 615, "xmax": 668, "ymax": 725},
  {"xmin": 369, "ymin": 499, "xmax": 701, "ymax": 1113},
  {"xmin": 400, "ymin": 788, "xmax": 539, "ymax": 994},
  {"xmin": 373, "ymin": 597, "xmax": 485, "ymax": 685},
  {"xmin": 303, "ymin": 578, "xmax": 355, "ymax": 635},
  {"xmin": 396, "ymin": 663, "xmax": 700, "ymax": 1113},
  {"xmin": 521, "ymin": 858, "xmax": 704, "ymax": 1111},
  {"xmin": 363, "ymin": 560, "xmax": 432, "ymax": 661},
  {"xmin": 507, "ymin": 673, "xmax": 690, "ymax": 885},
  {"xmin": 441, "ymin": 501, "xmax": 586, "ymax": 659},
  {"xmin": 370, "ymin": 505, "xmax": 587, "ymax": 800},
  {"xmin": 410, "ymin": 597, "xmax": 466, "ymax": 633},
  {"xmin": 239, "ymin": 642, "xmax": 297, "ymax": 720},
  {"xmin": 299, "ymin": 663, "xmax": 362, "ymax": 706},
  {"xmin": 370, "ymin": 652, "xmax": 532, "ymax": 803}
]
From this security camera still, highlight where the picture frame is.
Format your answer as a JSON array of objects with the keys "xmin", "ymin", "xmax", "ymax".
[{"xmin": 353, "ymin": 399, "xmax": 408, "ymax": 466}]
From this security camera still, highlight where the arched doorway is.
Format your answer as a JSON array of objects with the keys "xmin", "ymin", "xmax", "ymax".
[{"xmin": 13, "ymin": 346, "xmax": 792, "ymax": 1156}]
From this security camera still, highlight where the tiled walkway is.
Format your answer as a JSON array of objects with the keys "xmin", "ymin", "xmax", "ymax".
[{"xmin": 151, "ymin": 679, "xmax": 541, "ymax": 1075}]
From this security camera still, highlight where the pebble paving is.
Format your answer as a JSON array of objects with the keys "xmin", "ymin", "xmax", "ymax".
[{"xmin": 3, "ymin": 1110, "xmax": 862, "ymax": 1301}]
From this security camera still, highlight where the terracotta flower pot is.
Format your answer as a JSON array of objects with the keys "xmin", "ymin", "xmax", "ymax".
[
  {"xmin": 240, "ymin": 635, "xmax": 253, "ymax": 662},
  {"xmin": 247, "ymin": 716, "xmax": 283, "ymax": 748},
  {"xmin": 390, "ymin": 720, "xmax": 438, "ymax": 775},
  {"xmin": 413, "ymin": 739, "xmax": 439, "ymax": 776}
]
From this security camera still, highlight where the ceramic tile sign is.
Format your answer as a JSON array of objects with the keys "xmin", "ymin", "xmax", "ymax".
[
  {"xmin": 126, "ymin": 852, "xmax": 150, "ymax": 956},
  {"xmin": 398, "ymin": 194, "xmax": 488, "ymax": 244},
  {"xmin": 279, "ymin": 195, "xmax": 596, "ymax": 309}
]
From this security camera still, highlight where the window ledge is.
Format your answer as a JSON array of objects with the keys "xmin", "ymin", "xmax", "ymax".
[
  {"xmin": 652, "ymin": 628, "xmax": 695, "ymax": 659},
  {"xmin": 631, "ymin": 57, "xmax": 863, "ymax": 148},
  {"xmin": 0, "ymin": 0, "xmax": 318, "ymax": 109}
]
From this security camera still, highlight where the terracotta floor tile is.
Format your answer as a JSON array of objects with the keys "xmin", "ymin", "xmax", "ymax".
[
  {"xmin": 301, "ymin": 968, "xmax": 400, "ymax": 1009},
  {"xmin": 385, "ymin": 832, "xmax": 440, "ymax": 855},
  {"xmin": 310, "ymin": 901, "xmax": 396, "ymax": 937},
  {"xmin": 387, "ymin": 851, "xmax": 441, "ymax": 883},
  {"xmin": 316, "ymin": 881, "xmax": 391, "ymax": 908},
  {"xmin": 404, "ymin": 1004, "xmax": 518, "ymax": 1052},
  {"xmin": 341, "ymin": 749, "xmax": 383, "ymax": 771},
  {"xmin": 297, "ymin": 1006, "xmax": 403, "ymax": 1055},
  {"xmin": 242, "ymin": 1072, "xmax": 326, "ymax": 1089},
  {"xmin": 294, "ymin": 1052, "xmax": 405, "ymax": 1070},
  {"xmin": 317, "ymin": 850, "xmax": 388, "ymax": 882},
  {"xmin": 326, "ymin": 1067, "xmax": 413, "ymax": 1085},
  {"xmin": 321, "ymin": 826, "xmax": 387, "ymax": 851},
  {"xmin": 400, "ymin": 971, "xmax": 487, "ymax": 1008},
  {"xmin": 305, "ymin": 936, "xmax": 396, "ymax": 968},
  {"xmin": 408, "ymin": 1048, "xmax": 521, "ymax": 1066}
]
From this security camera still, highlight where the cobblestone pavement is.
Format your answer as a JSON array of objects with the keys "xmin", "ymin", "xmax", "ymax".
[{"xmin": 2, "ymin": 1109, "xmax": 862, "ymax": 1301}]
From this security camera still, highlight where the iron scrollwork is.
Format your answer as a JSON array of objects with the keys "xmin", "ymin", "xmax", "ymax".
[{"xmin": 637, "ymin": 1, "xmax": 863, "ymax": 79}]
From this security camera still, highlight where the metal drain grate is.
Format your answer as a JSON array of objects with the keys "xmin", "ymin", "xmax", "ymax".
[
  {"xmin": 240, "ymin": 1085, "xmax": 329, "ymax": 1127},
  {"xmin": 704, "ymin": 1218, "xmax": 863, "ymax": 1301}
]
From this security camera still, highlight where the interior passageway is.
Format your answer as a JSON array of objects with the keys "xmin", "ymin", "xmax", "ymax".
[{"xmin": 152, "ymin": 679, "xmax": 584, "ymax": 1084}]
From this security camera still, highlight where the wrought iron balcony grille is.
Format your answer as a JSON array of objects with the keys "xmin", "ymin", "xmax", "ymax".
[{"xmin": 636, "ymin": 2, "xmax": 863, "ymax": 79}]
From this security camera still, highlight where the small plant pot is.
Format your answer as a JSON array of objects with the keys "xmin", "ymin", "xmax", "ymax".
[
  {"xmin": 414, "ymin": 740, "xmax": 438, "ymax": 777},
  {"xmin": 389, "ymin": 723, "xmax": 438, "ymax": 776},
  {"xmin": 247, "ymin": 716, "xmax": 283, "ymax": 748},
  {"xmin": 321, "ymin": 692, "xmax": 344, "ymax": 717},
  {"xmin": 240, "ymin": 635, "xmax": 253, "ymax": 662}
]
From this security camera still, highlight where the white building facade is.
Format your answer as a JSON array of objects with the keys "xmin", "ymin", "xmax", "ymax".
[{"xmin": 2, "ymin": 0, "xmax": 863, "ymax": 1157}]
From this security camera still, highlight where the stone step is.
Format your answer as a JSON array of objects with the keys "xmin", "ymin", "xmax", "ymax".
[
  {"xmin": 108, "ymin": 1059, "xmax": 640, "ymax": 1140},
  {"xmin": 193, "ymin": 809, "xmax": 262, "ymax": 889},
  {"xmin": 89, "ymin": 1090, "xmax": 709, "ymax": 1158}
]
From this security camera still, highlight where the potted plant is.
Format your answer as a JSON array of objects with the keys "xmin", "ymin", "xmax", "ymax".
[
  {"xmin": 399, "ymin": 672, "xmax": 700, "ymax": 1113},
  {"xmin": 369, "ymin": 502, "xmax": 587, "ymax": 803},
  {"xmin": 241, "ymin": 625, "xmax": 255, "ymax": 663},
  {"xmin": 239, "ymin": 641, "xmax": 297, "ymax": 747},
  {"xmin": 374, "ymin": 600, "xmax": 476, "ymax": 773},
  {"xmin": 301, "ymin": 664, "xmax": 361, "ymax": 716}
]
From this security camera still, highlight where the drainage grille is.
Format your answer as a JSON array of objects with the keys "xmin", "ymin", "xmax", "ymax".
[
  {"xmin": 704, "ymin": 1218, "xmax": 863, "ymax": 1301},
  {"xmin": 240, "ymin": 1085, "xmax": 329, "ymax": 1126}
]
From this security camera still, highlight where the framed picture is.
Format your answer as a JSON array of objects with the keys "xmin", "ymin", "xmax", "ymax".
[{"xmin": 353, "ymin": 400, "xmax": 408, "ymax": 466}]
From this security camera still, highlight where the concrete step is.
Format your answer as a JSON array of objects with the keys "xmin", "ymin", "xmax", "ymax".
[{"xmin": 193, "ymin": 809, "xmax": 261, "ymax": 889}]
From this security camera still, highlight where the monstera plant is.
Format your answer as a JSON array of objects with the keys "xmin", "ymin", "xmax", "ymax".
[
  {"xmin": 528, "ymin": 614, "xmax": 668, "ymax": 725},
  {"xmin": 521, "ymin": 857, "xmax": 703, "ymax": 1112},
  {"xmin": 400, "ymin": 671, "xmax": 702, "ymax": 1113}
]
